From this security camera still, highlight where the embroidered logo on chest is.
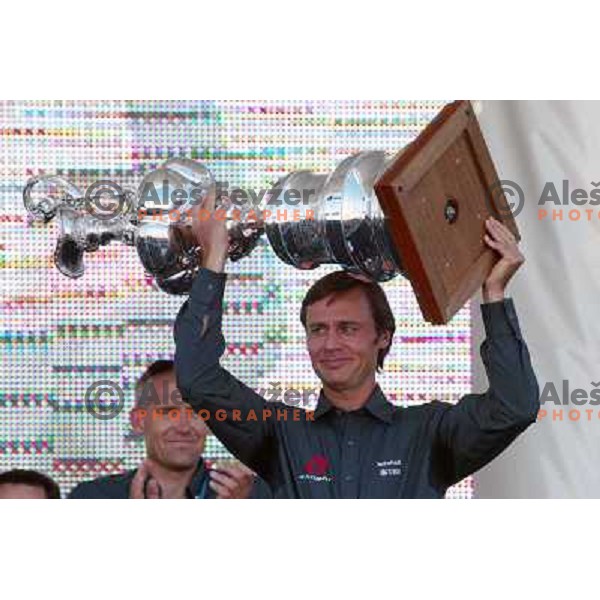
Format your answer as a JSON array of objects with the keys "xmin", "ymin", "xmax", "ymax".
[
  {"xmin": 304, "ymin": 454, "xmax": 329, "ymax": 476},
  {"xmin": 297, "ymin": 454, "xmax": 333, "ymax": 483},
  {"xmin": 375, "ymin": 459, "xmax": 403, "ymax": 477}
]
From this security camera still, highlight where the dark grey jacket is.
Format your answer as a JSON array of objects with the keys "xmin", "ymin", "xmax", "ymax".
[{"xmin": 174, "ymin": 268, "xmax": 539, "ymax": 498}]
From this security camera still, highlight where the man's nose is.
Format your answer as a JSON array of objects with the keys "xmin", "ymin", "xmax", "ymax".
[
  {"xmin": 172, "ymin": 410, "xmax": 192, "ymax": 431},
  {"xmin": 323, "ymin": 328, "xmax": 341, "ymax": 349}
]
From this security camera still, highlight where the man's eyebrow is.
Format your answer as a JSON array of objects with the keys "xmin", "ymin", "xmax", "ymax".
[{"xmin": 307, "ymin": 319, "xmax": 362, "ymax": 327}]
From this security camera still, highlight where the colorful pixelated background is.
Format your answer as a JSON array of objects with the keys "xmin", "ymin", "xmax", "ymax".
[{"xmin": 0, "ymin": 100, "xmax": 473, "ymax": 497}]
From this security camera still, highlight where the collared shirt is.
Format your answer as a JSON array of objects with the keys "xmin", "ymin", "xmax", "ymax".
[
  {"xmin": 68, "ymin": 459, "xmax": 213, "ymax": 499},
  {"xmin": 174, "ymin": 268, "xmax": 540, "ymax": 499}
]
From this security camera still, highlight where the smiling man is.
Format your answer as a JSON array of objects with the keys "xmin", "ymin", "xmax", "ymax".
[
  {"xmin": 173, "ymin": 194, "xmax": 540, "ymax": 498},
  {"xmin": 301, "ymin": 276, "xmax": 394, "ymax": 412},
  {"xmin": 69, "ymin": 360, "xmax": 259, "ymax": 499}
]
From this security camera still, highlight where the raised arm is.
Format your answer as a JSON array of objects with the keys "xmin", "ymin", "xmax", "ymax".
[
  {"xmin": 432, "ymin": 218, "xmax": 540, "ymax": 486},
  {"xmin": 432, "ymin": 298, "xmax": 539, "ymax": 486},
  {"xmin": 174, "ymin": 194, "xmax": 276, "ymax": 477}
]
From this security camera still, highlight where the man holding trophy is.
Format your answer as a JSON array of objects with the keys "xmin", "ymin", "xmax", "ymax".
[
  {"xmin": 172, "ymin": 186, "xmax": 539, "ymax": 498},
  {"xmin": 22, "ymin": 100, "xmax": 541, "ymax": 497}
]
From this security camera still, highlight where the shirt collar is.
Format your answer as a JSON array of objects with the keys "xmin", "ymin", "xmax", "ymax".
[{"xmin": 313, "ymin": 384, "xmax": 394, "ymax": 424}]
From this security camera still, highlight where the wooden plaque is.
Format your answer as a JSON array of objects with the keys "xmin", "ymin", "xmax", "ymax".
[{"xmin": 374, "ymin": 100, "xmax": 520, "ymax": 325}]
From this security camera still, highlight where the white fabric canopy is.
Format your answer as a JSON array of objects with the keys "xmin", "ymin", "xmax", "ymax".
[{"xmin": 473, "ymin": 101, "xmax": 600, "ymax": 498}]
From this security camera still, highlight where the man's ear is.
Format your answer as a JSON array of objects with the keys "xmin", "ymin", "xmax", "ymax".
[
  {"xmin": 377, "ymin": 330, "xmax": 392, "ymax": 349},
  {"xmin": 130, "ymin": 408, "xmax": 146, "ymax": 434}
]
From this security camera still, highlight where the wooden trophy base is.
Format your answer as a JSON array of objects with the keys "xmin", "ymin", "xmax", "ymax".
[{"xmin": 375, "ymin": 100, "xmax": 519, "ymax": 325}]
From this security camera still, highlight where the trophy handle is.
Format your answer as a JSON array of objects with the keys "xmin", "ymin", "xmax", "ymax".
[
  {"xmin": 23, "ymin": 175, "xmax": 84, "ymax": 222},
  {"xmin": 51, "ymin": 205, "xmax": 136, "ymax": 278},
  {"xmin": 54, "ymin": 235, "xmax": 85, "ymax": 279}
]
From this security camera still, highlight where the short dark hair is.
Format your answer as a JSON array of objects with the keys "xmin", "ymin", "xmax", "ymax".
[
  {"xmin": 134, "ymin": 359, "xmax": 175, "ymax": 407},
  {"xmin": 300, "ymin": 271, "xmax": 395, "ymax": 371},
  {"xmin": 0, "ymin": 469, "xmax": 61, "ymax": 499}
]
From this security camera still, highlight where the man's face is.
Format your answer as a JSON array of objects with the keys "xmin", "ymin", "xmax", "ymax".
[
  {"xmin": 305, "ymin": 287, "xmax": 390, "ymax": 392},
  {"xmin": 132, "ymin": 371, "xmax": 209, "ymax": 471},
  {"xmin": 0, "ymin": 484, "xmax": 48, "ymax": 499}
]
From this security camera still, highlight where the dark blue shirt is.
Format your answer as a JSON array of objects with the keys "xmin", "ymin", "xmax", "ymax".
[
  {"xmin": 68, "ymin": 458, "xmax": 272, "ymax": 499},
  {"xmin": 174, "ymin": 269, "xmax": 540, "ymax": 498},
  {"xmin": 68, "ymin": 459, "xmax": 212, "ymax": 499}
]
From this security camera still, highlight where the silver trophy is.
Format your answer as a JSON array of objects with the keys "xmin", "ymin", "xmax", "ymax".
[
  {"xmin": 23, "ymin": 153, "xmax": 404, "ymax": 293},
  {"xmin": 23, "ymin": 102, "xmax": 514, "ymax": 324},
  {"xmin": 260, "ymin": 151, "xmax": 404, "ymax": 282},
  {"xmin": 23, "ymin": 159, "xmax": 264, "ymax": 293}
]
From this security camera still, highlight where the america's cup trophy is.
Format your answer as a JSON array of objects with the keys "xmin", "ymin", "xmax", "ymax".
[{"xmin": 23, "ymin": 100, "xmax": 518, "ymax": 324}]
